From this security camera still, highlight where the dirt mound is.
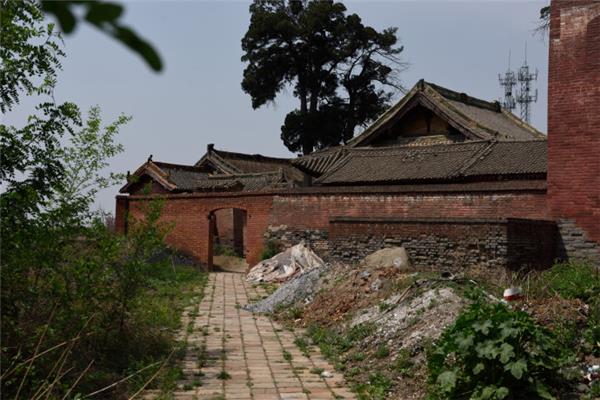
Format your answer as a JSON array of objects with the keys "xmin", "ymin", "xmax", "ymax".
[
  {"xmin": 246, "ymin": 242, "xmax": 324, "ymax": 283},
  {"xmin": 302, "ymin": 264, "xmax": 404, "ymax": 325}
]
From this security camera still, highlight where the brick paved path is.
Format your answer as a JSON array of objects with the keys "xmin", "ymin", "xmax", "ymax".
[{"xmin": 144, "ymin": 272, "xmax": 355, "ymax": 400}]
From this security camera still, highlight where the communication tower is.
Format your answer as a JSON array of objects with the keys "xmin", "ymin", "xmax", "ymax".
[
  {"xmin": 498, "ymin": 51, "xmax": 517, "ymax": 111},
  {"xmin": 515, "ymin": 44, "xmax": 538, "ymax": 124}
]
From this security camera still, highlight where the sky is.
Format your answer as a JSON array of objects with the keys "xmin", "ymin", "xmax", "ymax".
[{"xmin": 4, "ymin": 0, "xmax": 550, "ymax": 212}]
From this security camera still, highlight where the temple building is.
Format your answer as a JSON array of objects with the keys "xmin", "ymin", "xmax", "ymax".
[{"xmin": 116, "ymin": 0, "xmax": 600, "ymax": 270}]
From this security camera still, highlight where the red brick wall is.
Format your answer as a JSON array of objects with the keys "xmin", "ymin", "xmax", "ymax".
[
  {"xmin": 269, "ymin": 191, "xmax": 548, "ymax": 229},
  {"xmin": 548, "ymin": 0, "xmax": 600, "ymax": 243},
  {"xmin": 125, "ymin": 194, "xmax": 273, "ymax": 267}
]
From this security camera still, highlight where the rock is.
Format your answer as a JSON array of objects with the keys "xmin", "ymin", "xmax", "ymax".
[
  {"xmin": 321, "ymin": 371, "xmax": 334, "ymax": 378},
  {"xmin": 362, "ymin": 247, "xmax": 411, "ymax": 271},
  {"xmin": 360, "ymin": 270, "xmax": 371, "ymax": 280},
  {"xmin": 247, "ymin": 242, "xmax": 324, "ymax": 283}
]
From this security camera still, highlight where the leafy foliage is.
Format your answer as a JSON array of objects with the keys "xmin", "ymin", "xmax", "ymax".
[
  {"xmin": 0, "ymin": 0, "xmax": 64, "ymax": 112},
  {"xmin": 0, "ymin": 2, "xmax": 192, "ymax": 397},
  {"xmin": 241, "ymin": 0, "xmax": 405, "ymax": 154},
  {"xmin": 427, "ymin": 296, "xmax": 575, "ymax": 400},
  {"xmin": 39, "ymin": 0, "xmax": 162, "ymax": 71}
]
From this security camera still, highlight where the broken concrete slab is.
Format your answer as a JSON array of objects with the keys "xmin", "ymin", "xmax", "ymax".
[{"xmin": 246, "ymin": 242, "xmax": 324, "ymax": 283}]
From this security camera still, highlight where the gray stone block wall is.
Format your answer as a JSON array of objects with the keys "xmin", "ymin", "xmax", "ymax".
[
  {"xmin": 556, "ymin": 219, "xmax": 600, "ymax": 265},
  {"xmin": 264, "ymin": 225, "xmax": 330, "ymax": 258},
  {"xmin": 328, "ymin": 231, "xmax": 509, "ymax": 271}
]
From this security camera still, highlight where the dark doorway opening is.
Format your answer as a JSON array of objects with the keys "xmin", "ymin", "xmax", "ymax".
[{"xmin": 208, "ymin": 208, "xmax": 248, "ymax": 273}]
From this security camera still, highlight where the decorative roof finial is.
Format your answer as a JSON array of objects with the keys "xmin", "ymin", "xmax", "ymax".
[
  {"xmin": 147, "ymin": 154, "xmax": 153, "ymax": 162},
  {"xmin": 207, "ymin": 143, "xmax": 214, "ymax": 153}
]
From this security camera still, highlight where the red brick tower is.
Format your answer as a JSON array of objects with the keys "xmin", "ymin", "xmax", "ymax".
[{"xmin": 548, "ymin": 0, "xmax": 600, "ymax": 261}]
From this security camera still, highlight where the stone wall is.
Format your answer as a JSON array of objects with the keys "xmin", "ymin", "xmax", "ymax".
[
  {"xmin": 556, "ymin": 219, "xmax": 600, "ymax": 264},
  {"xmin": 264, "ymin": 225, "xmax": 330, "ymax": 257},
  {"xmin": 265, "ymin": 217, "xmax": 557, "ymax": 271},
  {"xmin": 328, "ymin": 217, "xmax": 509, "ymax": 269}
]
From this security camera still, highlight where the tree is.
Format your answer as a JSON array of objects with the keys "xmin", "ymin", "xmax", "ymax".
[
  {"xmin": 241, "ymin": 0, "xmax": 405, "ymax": 155},
  {"xmin": 0, "ymin": 2, "xmax": 174, "ymax": 397}
]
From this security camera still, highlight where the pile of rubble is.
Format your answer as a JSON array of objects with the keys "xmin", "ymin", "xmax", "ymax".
[{"xmin": 246, "ymin": 242, "xmax": 324, "ymax": 283}]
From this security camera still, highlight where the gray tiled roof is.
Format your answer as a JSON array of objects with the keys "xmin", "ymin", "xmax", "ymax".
[
  {"xmin": 315, "ymin": 140, "xmax": 547, "ymax": 185},
  {"xmin": 153, "ymin": 162, "xmax": 209, "ymax": 190},
  {"xmin": 292, "ymin": 147, "xmax": 347, "ymax": 176}
]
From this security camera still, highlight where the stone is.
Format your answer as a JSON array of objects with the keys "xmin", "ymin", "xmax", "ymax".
[{"xmin": 362, "ymin": 247, "xmax": 411, "ymax": 271}]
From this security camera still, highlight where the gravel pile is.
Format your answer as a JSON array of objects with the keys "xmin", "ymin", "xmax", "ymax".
[{"xmin": 244, "ymin": 266, "xmax": 329, "ymax": 314}]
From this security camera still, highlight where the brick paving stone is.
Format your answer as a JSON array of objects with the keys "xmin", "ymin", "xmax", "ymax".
[{"xmin": 142, "ymin": 272, "xmax": 355, "ymax": 400}]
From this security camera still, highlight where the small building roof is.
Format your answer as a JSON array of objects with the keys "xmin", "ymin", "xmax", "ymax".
[
  {"xmin": 195, "ymin": 144, "xmax": 304, "ymax": 182},
  {"xmin": 119, "ymin": 158, "xmax": 290, "ymax": 194}
]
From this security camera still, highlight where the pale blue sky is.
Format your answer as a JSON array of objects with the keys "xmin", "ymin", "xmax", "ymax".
[{"xmin": 4, "ymin": 1, "xmax": 549, "ymax": 211}]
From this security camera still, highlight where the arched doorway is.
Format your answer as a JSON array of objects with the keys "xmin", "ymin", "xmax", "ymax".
[{"xmin": 208, "ymin": 208, "xmax": 248, "ymax": 272}]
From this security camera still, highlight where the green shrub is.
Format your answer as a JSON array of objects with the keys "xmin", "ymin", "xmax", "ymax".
[
  {"xmin": 427, "ymin": 297, "xmax": 575, "ymax": 400},
  {"xmin": 260, "ymin": 240, "xmax": 280, "ymax": 260},
  {"xmin": 354, "ymin": 372, "xmax": 391, "ymax": 400},
  {"xmin": 307, "ymin": 323, "xmax": 375, "ymax": 367},
  {"xmin": 374, "ymin": 344, "xmax": 390, "ymax": 358},
  {"xmin": 392, "ymin": 348, "xmax": 413, "ymax": 377}
]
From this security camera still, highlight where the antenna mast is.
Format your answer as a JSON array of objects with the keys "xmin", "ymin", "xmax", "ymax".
[
  {"xmin": 498, "ymin": 51, "xmax": 517, "ymax": 111},
  {"xmin": 516, "ymin": 43, "xmax": 538, "ymax": 124}
]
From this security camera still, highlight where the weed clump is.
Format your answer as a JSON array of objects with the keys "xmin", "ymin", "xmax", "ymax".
[{"xmin": 427, "ymin": 293, "xmax": 576, "ymax": 400}]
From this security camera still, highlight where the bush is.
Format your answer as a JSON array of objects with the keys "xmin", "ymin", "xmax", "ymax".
[
  {"xmin": 427, "ymin": 296, "xmax": 575, "ymax": 400},
  {"xmin": 354, "ymin": 372, "xmax": 391, "ymax": 400},
  {"xmin": 260, "ymin": 240, "xmax": 280, "ymax": 260}
]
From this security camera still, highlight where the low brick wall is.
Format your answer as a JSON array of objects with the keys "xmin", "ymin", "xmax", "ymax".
[{"xmin": 264, "ymin": 218, "xmax": 557, "ymax": 270}]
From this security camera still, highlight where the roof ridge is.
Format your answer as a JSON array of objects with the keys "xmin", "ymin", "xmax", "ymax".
[
  {"xmin": 208, "ymin": 171, "xmax": 283, "ymax": 180},
  {"xmin": 206, "ymin": 150, "xmax": 243, "ymax": 174},
  {"xmin": 153, "ymin": 161, "xmax": 204, "ymax": 171},
  {"xmin": 424, "ymin": 80, "xmax": 501, "ymax": 112},
  {"xmin": 213, "ymin": 148, "xmax": 292, "ymax": 163},
  {"xmin": 350, "ymin": 140, "xmax": 490, "ymax": 152}
]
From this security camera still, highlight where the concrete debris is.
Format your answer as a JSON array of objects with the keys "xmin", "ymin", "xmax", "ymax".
[
  {"xmin": 351, "ymin": 287, "xmax": 464, "ymax": 352},
  {"xmin": 244, "ymin": 266, "xmax": 328, "ymax": 314},
  {"xmin": 246, "ymin": 242, "xmax": 324, "ymax": 283},
  {"xmin": 362, "ymin": 247, "xmax": 411, "ymax": 271}
]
